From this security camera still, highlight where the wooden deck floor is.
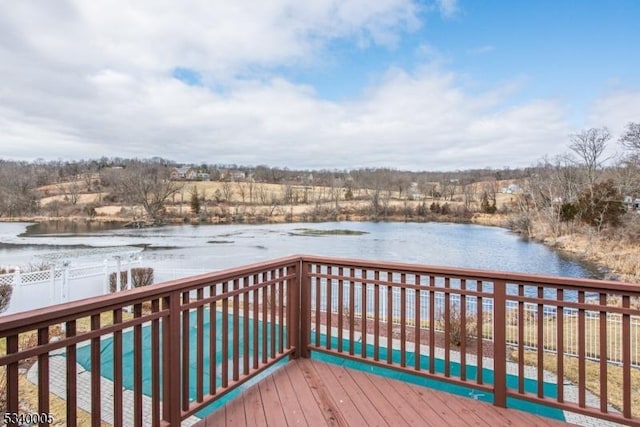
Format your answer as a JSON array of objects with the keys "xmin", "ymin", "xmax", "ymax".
[{"xmin": 193, "ymin": 358, "xmax": 570, "ymax": 427}]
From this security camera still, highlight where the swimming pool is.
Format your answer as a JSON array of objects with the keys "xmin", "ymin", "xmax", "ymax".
[{"xmin": 75, "ymin": 310, "xmax": 564, "ymax": 421}]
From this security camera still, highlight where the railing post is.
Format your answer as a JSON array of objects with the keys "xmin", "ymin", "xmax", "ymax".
[
  {"xmin": 493, "ymin": 279, "xmax": 507, "ymax": 408},
  {"xmin": 288, "ymin": 261, "xmax": 299, "ymax": 359},
  {"xmin": 162, "ymin": 291, "xmax": 182, "ymax": 425},
  {"xmin": 298, "ymin": 259, "xmax": 311, "ymax": 358}
]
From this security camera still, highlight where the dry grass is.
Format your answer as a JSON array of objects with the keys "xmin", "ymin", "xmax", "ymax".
[
  {"xmin": 535, "ymin": 225, "xmax": 640, "ymax": 284},
  {"xmin": 504, "ymin": 311, "xmax": 639, "ymax": 364},
  {"xmin": 517, "ymin": 349, "xmax": 640, "ymax": 417}
]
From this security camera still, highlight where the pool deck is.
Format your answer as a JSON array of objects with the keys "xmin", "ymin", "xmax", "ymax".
[{"xmin": 194, "ymin": 357, "xmax": 570, "ymax": 427}]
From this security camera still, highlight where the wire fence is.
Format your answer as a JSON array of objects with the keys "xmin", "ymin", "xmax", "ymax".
[{"xmin": 312, "ymin": 279, "xmax": 640, "ymax": 368}]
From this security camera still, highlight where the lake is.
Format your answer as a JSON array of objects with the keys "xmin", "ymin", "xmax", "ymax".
[{"xmin": 0, "ymin": 221, "xmax": 601, "ymax": 279}]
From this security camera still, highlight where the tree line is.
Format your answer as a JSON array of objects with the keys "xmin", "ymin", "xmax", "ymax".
[{"xmin": 0, "ymin": 123, "xmax": 639, "ymax": 235}]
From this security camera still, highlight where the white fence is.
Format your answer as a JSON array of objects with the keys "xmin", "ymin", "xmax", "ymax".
[{"xmin": 0, "ymin": 262, "xmax": 212, "ymax": 316}]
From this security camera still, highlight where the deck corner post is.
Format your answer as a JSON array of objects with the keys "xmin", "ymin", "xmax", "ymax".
[
  {"xmin": 298, "ymin": 259, "xmax": 311, "ymax": 358},
  {"xmin": 493, "ymin": 279, "xmax": 508, "ymax": 408},
  {"xmin": 288, "ymin": 260, "xmax": 300, "ymax": 359},
  {"xmin": 162, "ymin": 291, "xmax": 182, "ymax": 425}
]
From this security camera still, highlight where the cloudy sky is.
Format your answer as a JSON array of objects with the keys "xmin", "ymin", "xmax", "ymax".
[{"xmin": 1, "ymin": 0, "xmax": 639, "ymax": 171}]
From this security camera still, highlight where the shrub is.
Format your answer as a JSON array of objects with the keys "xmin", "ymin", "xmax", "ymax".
[
  {"xmin": 0, "ymin": 283, "xmax": 13, "ymax": 314},
  {"xmin": 417, "ymin": 201, "xmax": 427, "ymax": 216},
  {"xmin": 84, "ymin": 203, "xmax": 98, "ymax": 219},
  {"xmin": 110, "ymin": 267, "xmax": 154, "ymax": 292},
  {"xmin": 439, "ymin": 305, "xmax": 477, "ymax": 347},
  {"xmin": 23, "ymin": 262, "xmax": 52, "ymax": 272},
  {"xmin": 480, "ymin": 191, "xmax": 497, "ymax": 214},
  {"xmin": 560, "ymin": 202, "xmax": 579, "ymax": 222},
  {"xmin": 577, "ymin": 180, "xmax": 626, "ymax": 230}
]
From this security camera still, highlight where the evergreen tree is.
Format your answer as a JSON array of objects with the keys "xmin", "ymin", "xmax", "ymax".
[{"xmin": 190, "ymin": 186, "xmax": 201, "ymax": 215}]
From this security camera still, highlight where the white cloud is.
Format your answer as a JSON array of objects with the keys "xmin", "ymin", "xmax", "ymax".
[
  {"xmin": 587, "ymin": 89, "xmax": 640, "ymax": 136},
  {"xmin": 436, "ymin": 0, "xmax": 459, "ymax": 18},
  {"xmin": 0, "ymin": 1, "xmax": 583, "ymax": 171},
  {"xmin": 1, "ymin": 61, "xmax": 572, "ymax": 170},
  {"xmin": 585, "ymin": 88, "xmax": 640, "ymax": 159}
]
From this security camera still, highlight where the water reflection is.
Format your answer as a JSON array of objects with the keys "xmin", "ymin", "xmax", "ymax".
[{"xmin": 23, "ymin": 220, "xmax": 124, "ymax": 236}]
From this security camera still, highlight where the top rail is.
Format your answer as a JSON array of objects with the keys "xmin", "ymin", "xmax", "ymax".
[{"xmin": 300, "ymin": 255, "xmax": 640, "ymax": 294}]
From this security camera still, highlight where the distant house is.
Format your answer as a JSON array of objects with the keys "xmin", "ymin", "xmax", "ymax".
[
  {"xmin": 170, "ymin": 166, "xmax": 191, "ymax": 180},
  {"xmin": 623, "ymin": 196, "xmax": 640, "ymax": 212},
  {"xmin": 501, "ymin": 183, "xmax": 522, "ymax": 194},
  {"xmin": 170, "ymin": 166, "xmax": 210, "ymax": 181},
  {"xmin": 187, "ymin": 169, "xmax": 210, "ymax": 181},
  {"xmin": 231, "ymin": 171, "xmax": 246, "ymax": 181},
  {"xmin": 408, "ymin": 182, "xmax": 423, "ymax": 200}
]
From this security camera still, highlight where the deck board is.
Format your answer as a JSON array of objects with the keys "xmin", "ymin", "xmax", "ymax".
[
  {"xmin": 343, "ymin": 367, "xmax": 411, "ymax": 427},
  {"xmin": 287, "ymin": 355, "xmax": 335, "ymax": 426},
  {"xmin": 379, "ymin": 375, "xmax": 451, "ymax": 426},
  {"xmin": 311, "ymin": 359, "xmax": 384, "ymax": 426},
  {"xmin": 361, "ymin": 373, "xmax": 429, "ymax": 426},
  {"xmin": 223, "ymin": 390, "xmax": 246, "ymax": 426},
  {"xmin": 258, "ymin": 375, "xmax": 288, "ymax": 426},
  {"xmin": 242, "ymin": 383, "xmax": 266, "ymax": 426},
  {"xmin": 193, "ymin": 358, "xmax": 570, "ymax": 427},
  {"xmin": 271, "ymin": 364, "xmax": 308, "ymax": 427}
]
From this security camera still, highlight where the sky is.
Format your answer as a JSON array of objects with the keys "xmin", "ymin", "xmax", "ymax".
[{"xmin": 1, "ymin": 0, "xmax": 639, "ymax": 171}]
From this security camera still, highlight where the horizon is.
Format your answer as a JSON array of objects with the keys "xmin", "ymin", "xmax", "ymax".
[{"xmin": 1, "ymin": 1, "xmax": 639, "ymax": 171}]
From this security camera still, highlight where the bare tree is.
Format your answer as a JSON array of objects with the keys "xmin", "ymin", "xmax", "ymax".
[
  {"xmin": 116, "ymin": 163, "xmax": 182, "ymax": 223},
  {"xmin": 610, "ymin": 158, "xmax": 640, "ymax": 197},
  {"xmin": 57, "ymin": 177, "xmax": 82, "ymax": 205},
  {"xmin": 620, "ymin": 123, "xmax": 640, "ymax": 174},
  {"xmin": 236, "ymin": 182, "xmax": 247, "ymax": 204},
  {"xmin": 440, "ymin": 177, "xmax": 457, "ymax": 201},
  {"xmin": 330, "ymin": 178, "xmax": 342, "ymax": 212},
  {"xmin": 462, "ymin": 183, "xmax": 477, "ymax": 211},
  {"xmin": 620, "ymin": 122, "xmax": 640, "ymax": 152},
  {"xmin": 0, "ymin": 161, "xmax": 39, "ymax": 216},
  {"xmin": 569, "ymin": 127, "xmax": 611, "ymax": 192},
  {"xmin": 281, "ymin": 184, "xmax": 293, "ymax": 205},
  {"xmin": 221, "ymin": 181, "xmax": 234, "ymax": 202},
  {"xmin": 527, "ymin": 160, "xmax": 568, "ymax": 236},
  {"xmin": 247, "ymin": 179, "xmax": 255, "ymax": 204}
]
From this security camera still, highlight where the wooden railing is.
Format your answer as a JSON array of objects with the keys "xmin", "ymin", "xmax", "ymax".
[
  {"xmin": 1, "ymin": 255, "xmax": 639, "ymax": 426},
  {"xmin": 0, "ymin": 256, "xmax": 299, "ymax": 426},
  {"xmin": 301, "ymin": 256, "xmax": 640, "ymax": 426}
]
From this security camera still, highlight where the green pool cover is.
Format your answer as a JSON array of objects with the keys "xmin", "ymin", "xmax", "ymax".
[{"xmin": 75, "ymin": 310, "xmax": 565, "ymax": 421}]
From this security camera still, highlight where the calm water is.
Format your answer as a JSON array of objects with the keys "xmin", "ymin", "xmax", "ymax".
[{"xmin": 0, "ymin": 221, "xmax": 601, "ymax": 279}]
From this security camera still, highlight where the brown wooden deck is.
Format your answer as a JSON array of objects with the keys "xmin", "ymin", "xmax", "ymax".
[
  {"xmin": 194, "ymin": 358, "xmax": 570, "ymax": 427},
  {"xmin": 5, "ymin": 256, "xmax": 635, "ymax": 425}
]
